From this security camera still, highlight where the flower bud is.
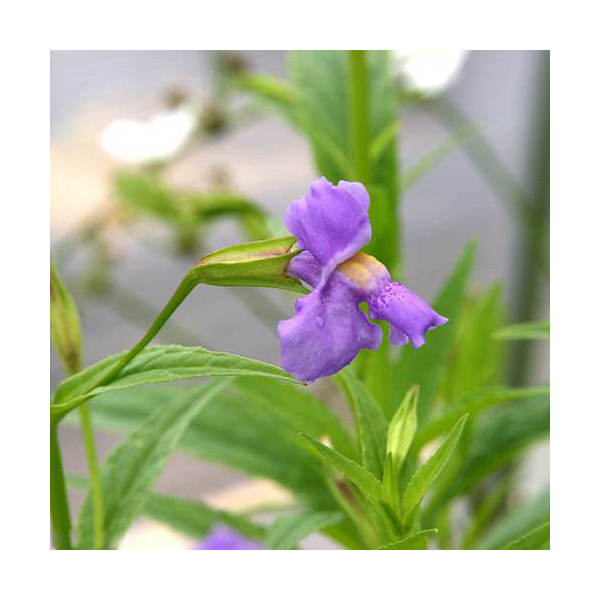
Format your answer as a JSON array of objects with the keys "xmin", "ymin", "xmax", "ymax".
[
  {"xmin": 190, "ymin": 235, "xmax": 306, "ymax": 293},
  {"xmin": 50, "ymin": 263, "xmax": 82, "ymax": 374}
]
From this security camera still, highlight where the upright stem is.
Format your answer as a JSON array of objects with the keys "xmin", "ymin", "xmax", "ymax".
[
  {"xmin": 509, "ymin": 52, "xmax": 549, "ymax": 385},
  {"xmin": 50, "ymin": 424, "xmax": 72, "ymax": 549},
  {"xmin": 347, "ymin": 50, "xmax": 370, "ymax": 183},
  {"xmin": 78, "ymin": 403, "xmax": 104, "ymax": 549}
]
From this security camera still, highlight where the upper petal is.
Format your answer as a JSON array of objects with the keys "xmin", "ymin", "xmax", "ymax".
[
  {"xmin": 284, "ymin": 177, "xmax": 371, "ymax": 288},
  {"xmin": 278, "ymin": 276, "xmax": 381, "ymax": 382},
  {"xmin": 368, "ymin": 281, "xmax": 448, "ymax": 348}
]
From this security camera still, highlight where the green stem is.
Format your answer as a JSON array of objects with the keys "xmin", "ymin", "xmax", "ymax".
[
  {"xmin": 102, "ymin": 274, "xmax": 198, "ymax": 383},
  {"xmin": 508, "ymin": 52, "xmax": 549, "ymax": 386},
  {"xmin": 50, "ymin": 424, "xmax": 72, "ymax": 549},
  {"xmin": 78, "ymin": 403, "xmax": 104, "ymax": 549},
  {"xmin": 52, "ymin": 274, "xmax": 198, "ymax": 421},
  {"xmin": 347, "ymin": 50, "xmax": 370, "ymax": 183}
]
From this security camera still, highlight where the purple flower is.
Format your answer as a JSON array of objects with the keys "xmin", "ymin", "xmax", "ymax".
[
  {"xmin": 193, "ymin": 527, "xmax": 264, "ymax": 550},
  {"xmin": 278, "ymin": 177, "xmax": 448, "ymax": 382}
]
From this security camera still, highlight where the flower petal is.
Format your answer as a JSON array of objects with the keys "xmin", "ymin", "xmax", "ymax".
[
  {"xmin": 368, "ymin": 281, "xmax": 448, "ymax": 348},
  {"xmin": 194, "ymin": 527, "xmax": 263, "ymax": 550},
  {"xmin": 278, "ymin": 277, "xmax": 381, "ymax": 382},
  {"xmin": 286, "ymin": 250, "xmax": 323, "ymax": 289},
  {"xmin": 284, "ymin": 177, "xmax": 371, "ymax": 288}
]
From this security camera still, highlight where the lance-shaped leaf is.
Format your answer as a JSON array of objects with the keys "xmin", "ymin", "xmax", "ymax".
[
  {"xmin": 51, "ymin": 345, "xmax": 300, "ymax": 419},
  {"xmin": 401, "ymin": 414, "xmax": 469, "ymax": 522},
  {"xmin": 299, "ymin": 434, "xmax": 382, "ymax": 500},
  {"xmin": 50, "ymin": 262, "xmax": 82, "ymax": 374},
  {"xmin": 414, "ymin": 386, "xmax": 550, "ymax": 450},
  {"xmin": 502, "ymin": 521, "xmax": 550, "ymax": 550},
  {"xmin": 381, "ymin": 386, "xmax": 419, "ymax": 510},
  {"xmin": 265, "ymin": 512, "xmax": 344, "ymax": 550},
  {"xmin": 390, "ymin": 242, "xmax": 476, "ymax": 421},
  {"xmin": 377, "ymin": 529, "xmax": 438, "ymax": 550},
  {"xmin": 77, "ymin": 380, "xmax": 229, "ymax": 549},
  {"xmin": 69, "ymin": 474, "xmax": 265, "ymax": 542},
  {"xmin": 77, "ymin": 384, "xmax": 337, "ymax": 511},
  {"xmin": 336, "ymin": 370, "xmax": 388, "ymax": 478},
  {"xmin": 387, "ymin": 385, "xmax": 419, "ymax": 469},
  {"xmin": 425, "ymin": 394, "xmax": 549, "ymax": 518},
  {"xmin": 495, "ymin": 320, "xmax": 550, "ymax": 341},
  {"xmin": 478, "ymin": 488, "xmax": 550, "ymax": 550}
]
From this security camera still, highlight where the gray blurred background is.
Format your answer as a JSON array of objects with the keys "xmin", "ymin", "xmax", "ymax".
[{"xmin": 50, "ymin": 50, "xmax": 549, "ymax": 548}]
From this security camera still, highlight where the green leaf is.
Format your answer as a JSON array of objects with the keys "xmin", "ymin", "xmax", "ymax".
[
  {"xmin": 265, "ymin": 512, "xmax": 344, "ymax": 549},
  {"xmin": 77, "ymin": 383, "xmax": 338, "ymax": 510},
  {"xmin": 69, "ymin": 474, "xmax": 264, "ymax": 542},
  {"xmin": 495, "ymin": 320, "xmax": 550, "ymax": 340},
  {"xmin": 503, "ymin": 521, "xmax": 550, "ymax": 550},
  {"xmin": 235, "ymin": 378, "xmax": 356, "ymax": 462},
  {"xmin": 442, "ymin": 284, "xmax": 503, "ymax": 401},
  {"xmin": 387, "ymin": 385, "xmax": 419, "ymax": 469},
  {"xmin": 425, "ymin": 395, "xmax": 549, "ymax": 518},
  {"xmin": 50, "ymin": 262, "xmax": 82, "ymax": 374},
  {"xmin": 415, "ymin": 386, "xmax": 549, "ymax": 450},
  {"xmin": 390, "ymin": 242, "xmax": 477, "ymax": 421},
  {"xmin": 478, "ymin": 489, "xmax": 550, "ymax": 550},
  {"xmin": 299, "ymin": 434, "xmax": 382, "ymax": 500},
  {"xmin": 377, "ymin": 529, "xmax": 438, "ymax": 550},
  {"xmin": 77, "ymin": 380, "xmax": 229, "ymax": 549},
  {"xmin": 336, "ymin": 369, "xmax": 388, "ymax": 478},
  {"xmin": 401, "ymin": 414, "xmax": 469, "ymax": 520},
  {"xmin": 144, "ymin": 493, "xmax": 265, "ymax": 542},
  {"xmin": 288, "ymin": 51, "xmax": 399, "ymax": 268},
  {"xmin": 234, "ymin": 72, "xmax": 298, "ymax": 120},
  {"xmin": 52, "ymin": 344, "xmax": 300, "ymax": 418}
]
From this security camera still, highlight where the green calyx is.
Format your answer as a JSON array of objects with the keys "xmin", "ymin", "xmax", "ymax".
[{"xmin": 190, "ymin": 235, "xmax": 306, "ymax": 293}]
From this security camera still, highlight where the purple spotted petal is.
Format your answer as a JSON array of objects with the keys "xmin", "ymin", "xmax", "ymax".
[
  {"xmin": 284, "ymin": 177, "xmax": 371, "ymax": 289},
  {"xmin": 368, "ymin": 281, "xmax": 448, "ymax": 348},
  {"xmin": 278, "ymin": 274, "xmax": 382, "ymax": 382},
  {"xmin": 193, "ymin": 527, "xmax": 263, "ymax": 550}
]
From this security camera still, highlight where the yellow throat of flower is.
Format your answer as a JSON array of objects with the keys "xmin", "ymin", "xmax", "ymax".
[{"xmin": 337, "ymin": 252, "xmax": 388, "ymax": 292}]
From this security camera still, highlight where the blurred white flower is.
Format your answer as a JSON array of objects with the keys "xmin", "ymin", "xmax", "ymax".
[
  {"xmin": 100, "ymin": 105, "xmax": 197, "ymax": 164},
  {"xmin": 393, "ymin": 50, "xmax": 468, "ymax": 96}
]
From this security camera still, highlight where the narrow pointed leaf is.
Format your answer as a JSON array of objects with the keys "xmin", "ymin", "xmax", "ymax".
[
  {"xmin": 502, "ymin": 521, "xmax": 550, "ymax": 550},
  {"xmin": 299, "ymin": 434, "xmax": 382, "ymax": 500},
  {"xmin": 495, "ymin": 320, "xmax": 550, "ymax": 340},
  {"xmin": 143, "ymin": 493, "xmax": 265, "ymax": 542},
  {"xmin": 478, "ymin": 489, "xmax": 550, "ymax": 550},
  {"xmin": 442, "ymin": 283, "xmax": 503, "ymax": 401},
  {"xmin": 266, "ymin": 512, "xmax": 344, "ymax": 550},
  {"xmin": 75, "ymin": 384, "xmax": 337, "ymax": 510},
  {"xmin": 69, "ymin": 474, "xmax": 264, "ymax": 542},
  {"xmin": 52, "ymin": 344, "xmax": 301, "ymax": 418},
  {"xmin": 377, "ymin": 529, "xmax": 437, "ymax": 550},
  {"xmin": 390, "ymin": 242, "xmax": 476, "ymax": 420},
  {"xmin": 337, "ymin": 370, "xmax": 388, "ymax": 477},
  {"xmin": 77, "ymin": 380, "xmax": 229, "ymax": 549},
  {"xmin": 387, "ymin": 385, "xmax": 419, "ymax": 469},
  {"xmin": 425, "ymin": 395, "xmax": 549, "ymax": 517},
  {"xmin": 401, "ymin": 414, "xmax": 469, "ymax": 519},
  {"xmin": 415, "ymin": 386, "xmax": 549, "ymax": 449}
]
